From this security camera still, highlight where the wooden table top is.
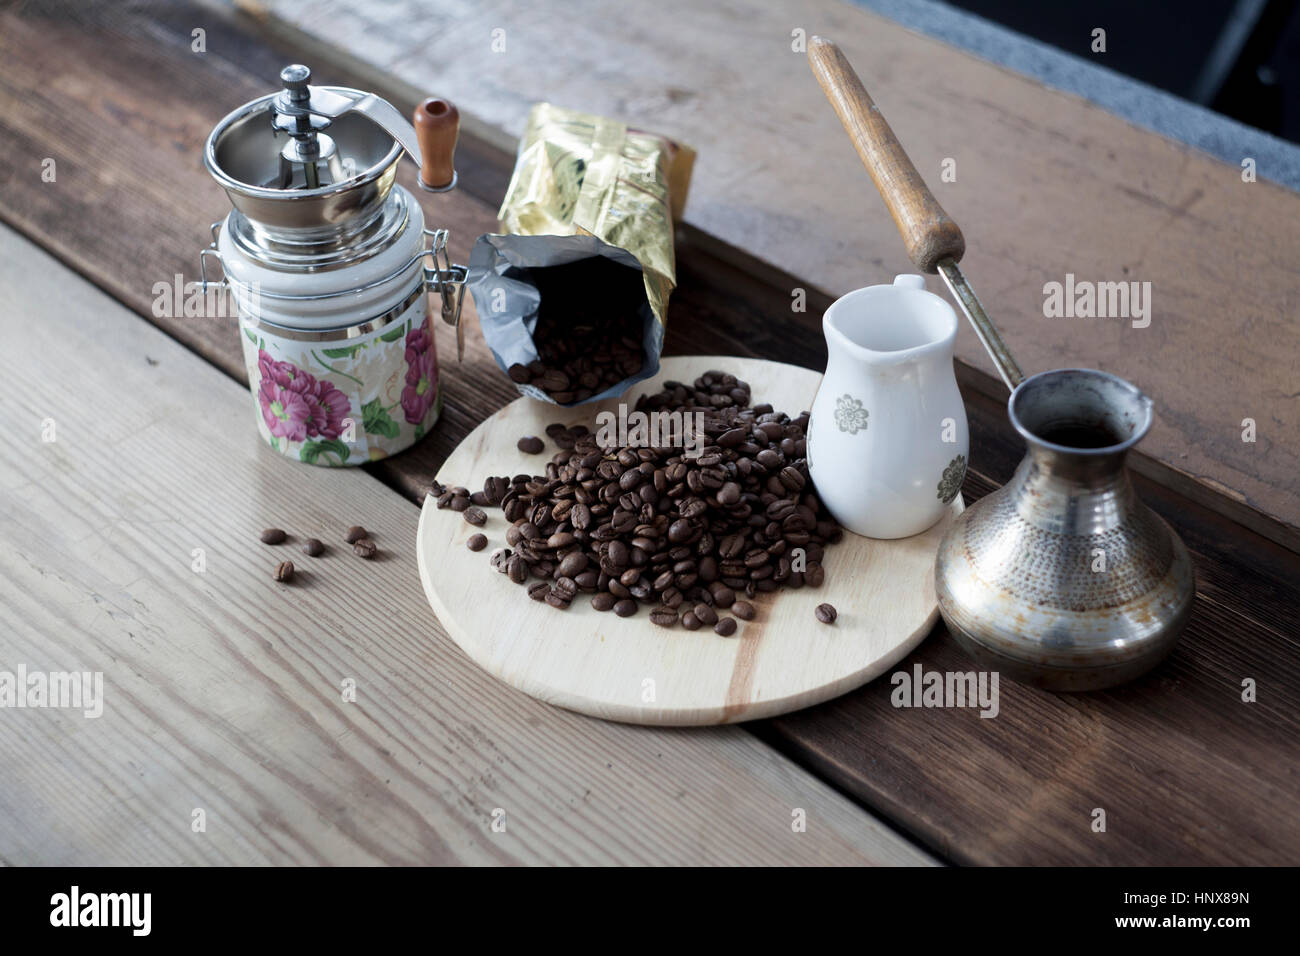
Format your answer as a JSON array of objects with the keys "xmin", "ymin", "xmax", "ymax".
[{"xmin": 0, "ymin": 1, "xmax": 1296, "ymax": 865}]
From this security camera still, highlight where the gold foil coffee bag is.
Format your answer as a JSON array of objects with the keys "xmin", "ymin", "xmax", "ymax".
[{"xmin": 468, "ymin": 103, "xmax": 695, "ymax": 405}]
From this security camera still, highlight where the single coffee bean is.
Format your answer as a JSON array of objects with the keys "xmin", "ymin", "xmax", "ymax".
[
  {"xmin": 260, "ymin": 528, "xmax": 287, "ymax": 545},
  {"xmin": 693, "ymin": 603, "xmax": 718, "ymax": 626},
  {"xmin": 352, "ymin": 538, "xmax": 377, "ymax": 559},
  {"xmin": 667, "ymin": 518, "xmax": 693, "ymax": 543},
  {"xmin": 681, "ymin": 612, "xmax": 701, "ymax": 630},
  {"xmin": 711, "ymin": 586, "xmax": 736, "ymax": 607},
  {"xmin": 273, "ymin": 560, "xmax": 295, "ymax": 582},
  {"xmin": 463, "ymin": 506, "xmax": 487, "ymax": 527},
  {"xmin": 517, "ymin": 435, "xmax": 545, "ymax": 454},
  {"xmin": 815, "ymin": 603, "xmax": 837, "ymax": 624},
  {"xmin": 714, "ymin": 617, "xmax": 737, "ymax": 636},
  {"xmin": 558, "ymin": 552, "xmax": 588, "ymax": 578},
  {"xmin": 731, "ymin": 600, "xmax": 756, "ymax": 621},
  {"xmin": 508, "ymin": 363, "xmax": 531, "ymax": 384},
  {"xmin": 805, "ymin": 563, "xmax": 825, "ymax": 588},
  {"xmin": 527, "ymin": 581, "xmax": 551, "ymax": 602},
  {"xmin": 613, "ymin": 599, "xmax": 638, "ymax": 617},
  {"xmin": 449, "ymin": 496, "xmax": 471, "ymax": 512},
  {"xmin": 650, "ymin": 606, "xmax": 678, "ymax": 627},
  {"xmin": 466, "ymin": 533, "xmax": 488, "ymax": 552},
  {"xmin": 508, "ymin": 555, "xmax": 528, "ymax": 584},
  {"xmin": 344, "ymin": 525, "xmax": 367, "ymax": 544},
  {"xmin": 545, "ymin": 590, "xmax": 571, "ymax": 610},
  {"xmin": 591, "ymin": 592, "xmax": 616, "ymax": 612},
  {"xmin": 301, "ymin": 537, "xmax": 324, "ymax": 557}
]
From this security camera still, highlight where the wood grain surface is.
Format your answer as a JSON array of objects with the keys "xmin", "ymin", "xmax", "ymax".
[
  {"xmin": 0, "ymin": 222, "xmax": 933, "ymax": 866},
  {"xmin": 1, "ymin": 0, "xmax": 1296, "ymax": 866},
  {"xmin": 419, "ymin": 357, "xmax": 959, "ymax": 725},
  {"xmin": 241, "ymin": 0, "xmax": 1300, "ymax": 552}
]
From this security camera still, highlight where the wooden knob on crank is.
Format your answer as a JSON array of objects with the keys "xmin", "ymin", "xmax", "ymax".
[{"xmin": 414, "ymin": 97, "xmax": 459, "ymax": 191}]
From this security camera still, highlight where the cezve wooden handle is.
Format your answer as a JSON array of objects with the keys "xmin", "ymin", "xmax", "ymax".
[
  {"xmin": 413, "ymin": 97, "xmax": 459, "ymax": 190},
  {"xmin": 808, "ymin": 36, "xmax": 964, "ymax": 273}
]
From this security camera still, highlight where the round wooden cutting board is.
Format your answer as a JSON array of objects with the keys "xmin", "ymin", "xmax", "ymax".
[{"xmin": 416, "ymin": 356, "xmax": 961, "ymax": 725}]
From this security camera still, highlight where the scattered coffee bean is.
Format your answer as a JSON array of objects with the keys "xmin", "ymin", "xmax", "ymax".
[
  {"xmin": 260, "ymin": 528, "xmax": 287, "ymax": 545},
  {"xmin": 463, "ymin": 506, "xmax": 487, "ymax": 527},
  {"xmin": 681, "ymin": 612, "xmax": 701, "ymax": 630},
  {"xmin": 448, "ymin": 496, "xmax": 471, "ymax": 512},
  {"xmin": 517, "ymin": 435, "xmax": 545, "ymax": 454},
  {"xmin": 509, "ymin": 259, "xmax": 647, "ymax": 403},
  {"xmin": 815, "ymin": 603, "xmax": 837, "ymax": 624},
  {"xmin": 650, "ymin": 606, "xmax": 678, "ymax": 627},
  {"xmin": 508, "ymin": 555, "xmax": 528, "ymax": 584},
  {"xmin": 466, "ymin": 533, "xmax": 487, "ymax": 552},
  {"xmin": 527, "ymin": 581, "xmax": 551, "ymax": 602},
  {"xmin": 731, "ymin": 600, "xmax": 756, "ymax": 621},
  {"xmin": 344, "ymin": 525, "xmax": 367, "ymax": 544},
  {"xmin": 693, "ymin": 603, "xmax": 718, "ymax": 627},
  {"xmin": 613, "ymin": 599, "xmax": 638, "ymax": 617},
  {"xmin": 714, "ymin": 617, "xmax": 737, "ymax": 637},
  {"xmin": 545, "ymin": 589, "xmax": 571, "ymax": 609},
  {"xmin": 273, "ymin": 559, "xmax": 295, "ymax": 582},
  {"xmin": 301, "ymin": 537, "xmax": 325, "ymax": 557},
  {"xmin": 591, "ymin": 592, "xmax": 616, "ymax": 612},
  {"xmin": 352, "ymin": 538, "xmax": 377, "ymax": 559}
]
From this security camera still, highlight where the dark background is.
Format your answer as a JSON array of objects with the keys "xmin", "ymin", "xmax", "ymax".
[{"xmin": 951, "ymin": 0, "xmax": 1300, "ymax": 142}]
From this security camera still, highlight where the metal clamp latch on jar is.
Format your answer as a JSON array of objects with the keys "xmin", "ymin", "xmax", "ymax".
[{"xmin": 422, "ymin": 227, "xmax": 468, "ymax": 359}]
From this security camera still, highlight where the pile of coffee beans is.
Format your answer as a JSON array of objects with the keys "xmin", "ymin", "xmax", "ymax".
[
  {"xmin": 437, "ymin": 369, "xmax": 840, "ymax": 634},
  {"xmin": 505, "ymin": 258, "xmax": 646, "ymax": 404}
]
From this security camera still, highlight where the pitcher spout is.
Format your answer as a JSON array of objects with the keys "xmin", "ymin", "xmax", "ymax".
[{"xmin": 823, "ymin": 274, "xmax": 958, "ymax": 373}]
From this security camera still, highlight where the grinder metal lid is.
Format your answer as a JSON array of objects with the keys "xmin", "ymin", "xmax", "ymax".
[{"xmin": 204, "ymin": 64, "xmax": 459, "ymax": 237}]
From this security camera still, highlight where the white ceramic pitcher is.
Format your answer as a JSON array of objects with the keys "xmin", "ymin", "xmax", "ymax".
[{"xmin": 807, "ymin": 274, "xmax": 968, "ymax": 538}]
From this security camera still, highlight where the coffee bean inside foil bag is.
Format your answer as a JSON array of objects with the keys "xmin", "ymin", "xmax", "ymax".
[{"xmin": 505, "ymin": 258, "xmax": 649, "ymax": 404}]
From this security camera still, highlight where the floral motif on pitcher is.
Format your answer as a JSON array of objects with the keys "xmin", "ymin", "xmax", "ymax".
[
  {"xmin": 937, "ymin": 454, "xmax": 967, "ymax": 504},
  {"xmin": 834, "ymin": 394, "xmax": 869, "ymax": 435}
]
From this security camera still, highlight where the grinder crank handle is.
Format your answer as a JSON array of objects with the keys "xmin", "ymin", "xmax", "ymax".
[
  {"xmin": 807, "ymin": 36, "xmax": 964, "ymax": 274},
  {"xmin": 414, "ymin": 97, "xmax": 460, "ymax": 192}
]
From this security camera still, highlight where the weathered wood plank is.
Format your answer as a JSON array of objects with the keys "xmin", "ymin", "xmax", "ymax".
[
  {"xmin": 240, "ymin": 0, "xmax": 1300, "ymax": 551},
  {"xmin": 0, "ymin": 222, "xmax": 932, "ymax": 865}
]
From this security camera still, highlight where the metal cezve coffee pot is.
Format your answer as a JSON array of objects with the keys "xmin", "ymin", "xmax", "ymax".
[{"xmin": 201, "ymin": 65, "xmax": 467, "ymax": 466}]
